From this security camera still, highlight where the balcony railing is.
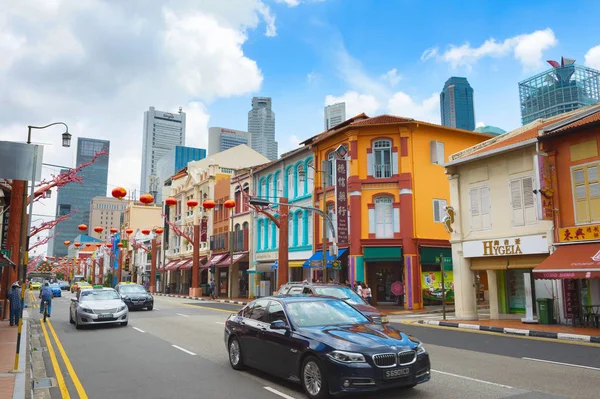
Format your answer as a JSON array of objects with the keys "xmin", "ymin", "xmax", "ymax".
[
  {"xmin": 374, "ymin": 164, "xmax": 392, "ymax": 178},
  {"xmin": 210, "ymin": 231, "xmax": 249, "ymax": 252}
]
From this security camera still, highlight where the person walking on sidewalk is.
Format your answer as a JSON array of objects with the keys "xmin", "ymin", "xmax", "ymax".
[
  {"xmin": 209, "ymin": 279, "xmax": 216, "ymax": 300},
  {"xmin": 39, "ymin": 282, "xmax": 53, "ymax": 318},
  {"xmin": 7, "ymin": 282, "xmax": 21, "ymax": 326}
]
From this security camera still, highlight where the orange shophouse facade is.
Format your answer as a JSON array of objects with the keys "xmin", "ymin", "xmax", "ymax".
[
  {"xmin": 306, "ymin": 114, "xmax": 491, "ymax": 309},
  {"xmin": 534, "ymin": 105, "xmax": 600, "ymax": 323}
]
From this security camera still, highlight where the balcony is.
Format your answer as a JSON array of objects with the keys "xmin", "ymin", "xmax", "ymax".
[
  {"xmin": 234, "ymin": 230, "xmax": 249, "ymax": 252},
  {"xmin": 374, "ymin": 164, "xmax": 392, "ymax": 179},
  {"xmin": 210, "ymin": 230, "xmax": 249, "ymax": 252}
]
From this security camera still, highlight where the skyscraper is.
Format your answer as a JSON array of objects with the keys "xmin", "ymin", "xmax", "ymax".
[
  {"xmin": 440, "ymin": 77, "xmax": 476, "ymax": 131},
  {"xmin": 248, "ymin": 97, "xmax": 278, "ymax": 161},
  {"xmin": 519, "ymin": 57, "xmax": 600, "ymax": 125},
  {"xmin": 208, "ymin": 127, "xmax": 250, "ymax": 156},
  {"xmin": 324, "ymin": 102, "xmax": 346, "ymax": 129},
  {"xmin": 140, "ymin": 106, "xmax": 186, "ymax": 198},
  {"xmin": 49, "ymin": 138, "xmax": 110, "ymax": 257},
  {"xmin": 155, "ymin": 146, "xmax": 206, "ymax": 202}
]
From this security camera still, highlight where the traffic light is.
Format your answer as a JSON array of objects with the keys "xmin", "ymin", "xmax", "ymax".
[
  {"xmin": 210, "ymin": 265, "xmax": 215, "ymax": 275},
  {"xmin": 249, "ymin": 197, "xmax": 271, "ymax": 207},
  {"xmin": 124, "ymin": 258, "xmax": 130, "ymax": 271}
]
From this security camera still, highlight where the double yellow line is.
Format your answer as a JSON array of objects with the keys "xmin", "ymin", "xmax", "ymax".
[{"xmin": 29, "ymin": 292, "xmax": 89, "ymax": 398}]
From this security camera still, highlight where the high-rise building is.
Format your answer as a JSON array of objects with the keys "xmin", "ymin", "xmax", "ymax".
[
  {"xmin": 519, "ymin": 57, "xmax": 600, "ymax": 125},
  {"xmin": 88, "ymin": 197, "xmax": 127, "ymax": 241},
  {"xmin": 324, "ymin": 103, "xmax": 346, "ymax": 129},
  {"xmin": 155, "ymin": 146, "xmax": 206, "ymax": 202},
  {"xmin": 140, "ymin": 106, "xmax": 186, "ymax": 199},
  {"xmin": 208, "ymin": 127, "xmax": 250, "ymax": 156},
  {"xmin": 440, "ymin": 77, "xmax": 476, "ymax": 131},
  {"xmin": 248, "ymin": 97, "xmax": 278, "ymax": 161},
  {"xmin": 49, "ymin": 138, "xmax": 110, "ymax": 257}
]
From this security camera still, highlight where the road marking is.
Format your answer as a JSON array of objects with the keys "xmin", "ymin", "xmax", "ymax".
[
  {"xmin": 47, "ymin": 321, "xmax": 89, "ymax": 399},
  {"xmin": 176, "ymin": 313, "xmax": 190, "ymax": 317},
  {"xmin": 133, "ymin": 327, "xmax": 146, "ymax": 333},
  {"xmin": 153, "ymin": 308, "xmax": 160, "ymax": 310},
  {"xmin": 39, "ymin": 322, "xmax": 71, "ymax": 398},
  {"xmin": 522, "ymin": 357, "xmax": 600, "ymax": 371},
  {"xmin": 432, "ymin": 370, "xmax": 513, "ymax": 389},
  {"xmin": 215, "ymin": 322, "xmax": 225, "ymax": 325},
  {"xmin": 181, "ymin": 303, "xmax": 238, "ymax": 314},
  {"xmin": 263, "ymin": 386, "xmax": 296, "ymax": 399},
  {"xmin": 172, "ymin": 345, "xmax": 196, "ymax": 356}
]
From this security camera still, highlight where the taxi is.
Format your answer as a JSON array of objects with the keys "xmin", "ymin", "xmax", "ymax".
[
  {"xmin": 30, "ymin": 281, "xmax": 42, "ymax": 290},
  {"xmin": 70, "ymin": 285, "xmax": 129, "ymax": 329},
  {"xmin": 70, "ymin": 281, "xmax": 92, "ymax": 293}
]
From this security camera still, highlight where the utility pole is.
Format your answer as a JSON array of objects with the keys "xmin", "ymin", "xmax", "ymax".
[
  {"xmin": 440, "ymin": 252, "xmax": 446, "ymax": 320},
  {"xmin": 321, "ymin": 159, "xmax": 328, "ymax": 282}
]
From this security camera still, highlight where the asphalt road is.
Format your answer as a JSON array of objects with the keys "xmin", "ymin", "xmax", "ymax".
[{"xmin": 33, "ymin": 294, "xmax": 600, "ymax": 399}]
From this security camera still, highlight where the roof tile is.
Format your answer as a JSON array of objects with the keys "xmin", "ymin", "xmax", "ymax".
[{"xmin": 349, "ymin": 114, "xmax": 413, "ymax": 126}]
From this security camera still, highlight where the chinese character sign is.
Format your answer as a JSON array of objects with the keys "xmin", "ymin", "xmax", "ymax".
[
  {"xmin": 559, "ymin": 224, "xmax": 600, "ymax": 242},
  {"xmin": 335, "ymin": 159, "xmax": 348, "ymax": 245},
  {"xmin": 200, "ymin": 217, "xmax": 208, "ymax": 242},
  {"xmin": 537, "ymin": 155, "xmax": 554, "ymax": 220}
]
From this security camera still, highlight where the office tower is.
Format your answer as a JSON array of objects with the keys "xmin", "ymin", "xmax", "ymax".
[
  {"xmin": 208, "ymin": 127, "xmax": 250, "ymax": 156},
  {"xmin": 519, "ymin": 57, "xmax": 600, "ymax": 125},
  {"xmin": 49, "ymin": 138, "xmax": 110, "ymax": 257},
  {"xmin": 88, "ymin": 197, "xmax": 127, "ymax": 241},
  {"xmin": 324, "ymin": 102, "xmax": 346, "ymax": 129},
  {"xmin": 155, "ymin": 146, "xmax": 206, "ymax": 202},
  {"xmin": 440, "ymin": 77, "xmax": 476, "ymax": 131},
  {"xmin": 140, "ymin": 106, "xmax": 186, "ymax": 198},
  {"xmin": 248, "ymin": 97, "xmax": 278, "ymax": 161}
]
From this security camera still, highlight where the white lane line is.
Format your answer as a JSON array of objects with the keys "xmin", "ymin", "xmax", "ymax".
[
  {"xmin": 176, "ymin": 313, "xmax": 190, "ymax": 317},
  {"xmin": 153, "ymin": 308, "xmax": 160, "ymax": 310},
  {"xmin": 432, "ymin": 370, "xmax": 513, "ymax": 389},
  {"xmin": 172, "ymin": 345, "xmax": 196, "ymax": 356},
  {"xmin": 522, "ymin": 357, "xmax": 600, "ymax": 371},
  {"xmin": 215, "ymin": 321, "xmax": 224, "ymax": 325},
  {"xmin": 263, "ymin": 386, "xmax": 296, "ymax": 399},
  {"xmin": 132, "ymin": 327, "xmax": 145, "ymax": 333}
]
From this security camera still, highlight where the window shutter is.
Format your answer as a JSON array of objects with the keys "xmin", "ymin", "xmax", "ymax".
[
  {"xmin": 573, "ymin": 167, "xmax": 590, "ymax": 223},
  {"xmin": 430, "ymin": 141, "xmax": 438, "ymax": 164},
  {"xmin": 522, "ymin": 177, "xmax": 537, "ymax": 224},
  {"xmin": 436, "ymin": 142, "xmax": 445, "ymax": 164},
  {"xmin": 433, "ymin": 200, "xmax": 441, "ymax": 222},
  {"xmin": 480, "ymin": 186, "xmax": 491, "ymax": 230},
  {"xmin": 510, "ymin": 179, "xmax": 525, "ymax": 226},
  {"xmin": 384, "ymin": 202, "xmax": 393, "ymax": 236},
  {"xmin": 469, "ymin": 188, "xmax": 480, "ymax": 216}
]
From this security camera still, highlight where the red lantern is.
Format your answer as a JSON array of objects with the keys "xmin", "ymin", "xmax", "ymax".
[
  {"xmin": 112, "ymin": 187, "xmax": 127, "ymax": 200},
  {"xmin": 117, "ymin": 242, "xmax": 123, "ymax": 248},
  {"xmin": 125, "ymin": 228, "xmax": 134, "ymax": 235},
  {"xmin": 224, "ymin": 199, "xmax": 236, "ymax": 209},
  {"xmin": 106, "ymin": 243, "xmax": 113, "ymax": 248},
  {"xmin": 96, "ymin": 243, "xmax": 102, "ymax": 248},
  {"xmin": 85, "ymin": 243, "xmax": 92, "ymax": 247},
  {"xmin": 187, "ymin": 199, "xmax": 199, "ymax": 208},
  {"xmin": 139, "ymin": 193, "xmax": 154, "ymax": 206},
  {"xmin": 78, "ymin": 224, "xmax": 88, "ymax": 232},
  {"xmin": 64, "ymin": 240, "xmax": 70, "ymax": 246},
  {"xmin": 110, "ymin": 227, "xmax": 118, "ymax": 234},
  {"xmin": 74, "ymin": 242, "xmax": 81, "ymax": 248},
  {"xmin": 165, "ymin": 197, "xmax": 177, "ymax": 207},
  {"xmin": 94, "ymin": 226, "xmax": 104, "ymax": 233},
  {"xmin": 141, "ymin": 229, "xmax": 151, "ymax": 235},
  {"xmin": 202, "ymin": 199, "xmax": 216, "ymax": 210},
  {"xmin": 155, "ymin": 228, "xmax": 164, "ymax": 234}
]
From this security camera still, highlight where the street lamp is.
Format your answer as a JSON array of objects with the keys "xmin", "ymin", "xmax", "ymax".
[{"xmin": 224, "ymin": 199, "xmax": 236, "ymax": 299}]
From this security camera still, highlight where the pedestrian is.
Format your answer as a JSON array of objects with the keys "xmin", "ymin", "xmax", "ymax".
[
  {"xmin": 7, "ymin": 282, "xmax": 21, "ymax": 326},
  {"xmin": 356, "ymin": 282, "xmax": 363, "ymax": 298},
  {"xmin": 397, "ymin": 280, "xmax": 405, "ymax": 308},
  {"xmin": 345, "ymin": 279, "xmax": 351, "ymax": 288},
  {"xmin": 39, "ymin": 282, "xmax": 53, "ymax": 317},
  {"xmin": 363, "ymin": 283, "xmax": 372, "ymax": 305},
  {"xmin": 209, "ymin": 278, "xmax": 215, "ymax": 300}
]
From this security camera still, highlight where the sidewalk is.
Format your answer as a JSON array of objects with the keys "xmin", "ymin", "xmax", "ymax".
[
  {"xmin": 0, "ymin": 311, "xmax": 28, "ymax": 399},
  {"xmin": 417, "ymin": 318, "xmax": 600, "ymax": 344}
]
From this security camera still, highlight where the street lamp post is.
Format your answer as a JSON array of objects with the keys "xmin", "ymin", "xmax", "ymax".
[{"xmin": 224, "ymin": 199, "xmax": 236, "ymax": 299}]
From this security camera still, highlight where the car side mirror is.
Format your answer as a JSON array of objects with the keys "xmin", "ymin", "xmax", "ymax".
[
  {"xmin": 270, "ymin": 320, "xmax": 289, "ymax": 330},
  {"xmin": 70, "ymin": 297, "xmax": 78, "ymax": 303}
]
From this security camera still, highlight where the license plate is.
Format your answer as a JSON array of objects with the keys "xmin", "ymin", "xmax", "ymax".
[
  {"xmin": 384, "ymin": 367, "xmax": 410, "ymax": 380},
  {"xmin": 97, "ymin": 313, "xmax": 113, "ymax": 319}
]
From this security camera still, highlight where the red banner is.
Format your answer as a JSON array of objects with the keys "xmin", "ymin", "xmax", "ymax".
[
  {"xmin": 335, "ymin": 159, "xmax": 348, "ymax": 245},
  {"xmin": 200, "ymin": 217, "xmax": 208, "ymax": 242}
]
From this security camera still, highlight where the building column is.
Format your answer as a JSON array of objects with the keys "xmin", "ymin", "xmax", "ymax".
[
  {"xmin": 349, "ymin": 190, "xmax": 363, "ymax": 285},
  {"xmin": 400, "ymin": 187, "xmax": 422, "ymax": 310},
  {"xmin": 452, "ymin": 247, "xmax": 478, "ymax": 320},
  {"xmin": 486, "ymin": 269, "xmax": 499, "ymax": 319}
]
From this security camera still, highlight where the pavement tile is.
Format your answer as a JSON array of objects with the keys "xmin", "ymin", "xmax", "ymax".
[
  {"xmin": 0, "ymin": 376, "xmax": 15, "ymax": 399},
  {"xmin": 453, "ymin": 319, "xmax": 600, "ymax": 337}
]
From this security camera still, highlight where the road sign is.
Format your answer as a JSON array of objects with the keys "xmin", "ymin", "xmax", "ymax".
[
  {"xmin": 0, "ymin": 249, "xmax": 10, "ymax": 258},
  {"xmin": 309, "ymin": 260, "xmax": 322, "ymax": 267},
  {"xmin": 442, "ymin": 257, "xmax": 452, "ymax": 271}
]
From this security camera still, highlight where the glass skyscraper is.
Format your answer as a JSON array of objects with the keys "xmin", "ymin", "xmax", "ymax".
[
  {"xmin": 440, "ymin": 77, "xmax": 476, "ymax": 131},
  {"xmin": 248, "ymin": 97, "xmax": 278, "ymax": 161},
  {"xmin": 49, "ymin": 138, "xmax": 109, "ymax": 257},
  {"xmin": 155, "ymin": 146, "xmax": 206, "ymax": 202},
  {"xmin": 519, "ymin": 58, "xmax": 600, "ymax": 125}
]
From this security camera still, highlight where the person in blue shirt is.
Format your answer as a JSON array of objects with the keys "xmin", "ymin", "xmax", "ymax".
[
  {"xmin": 6, "ymin": 282, "xmax": 21, "ymax": 326},
  {"xmin": 39, "ymin": 282, "xmax": 53, "ymax": 317}
]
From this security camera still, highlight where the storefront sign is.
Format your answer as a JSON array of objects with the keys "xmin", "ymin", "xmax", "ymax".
[
  {"xmin": 335, "ymin": 159, "xmax": 348, "ymax": 245},
  {"xmin": 200, "ymin": 217, "xmax": 208, "ymax": 242},
  {"xmin": 463, "ymin": 234, "xmax": 548, "ymax": 258},
  {"xmin": 421, "ymin": 271, "xmax": 454, "ymax": 304},
  {"xmin": 255, "ymin": 251, "xmax": 278, "ymax": 262},
  {"xmin": 536, "ymin": 154, "xmax": 554, "ymax": 220},
  {"xmin": 558, "ymin": 224, "xmax": 600, "ymax": 243},
  {"xmin": 562, "ymin": 279, "xmax": 578, "ymax": 320}
]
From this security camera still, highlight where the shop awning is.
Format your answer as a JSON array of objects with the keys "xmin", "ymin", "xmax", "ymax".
[
  {"xmin": 289, "ymin": 260, "xmax": 305, "ymax": 268},
  {"xmin": 363, "ymin": 246, "xmax": 402, "ymax": 262},
  {"xmin": 0, "ymin": 251, "xmax": 16, "ymax": 268},
  {"xmin": 302, "ymin": 249, "xmax": 348, "ymax": 268},
  {"xmin": 420, "ymin": 247, "xmax": 451, "ymax": 265},
  {"xmin": 207, "ymin": 253, "xmax": 227, "ymax": 266},
  {"xmin": 217, "ymin": 253, "xmax": 248, "ymax": 267},
  {"xmin": 216, "ymin": 255, "xmax": 230, "ymax": 268},
  {"xmin": 178, "ymin": 258, "xmax": 193, "ymax": 270},
  {"xmin": 164, "ymin": 259, "xmax": 184, "ymax": 271},
  {"xmin": 533, "ymin": 243, "xmax": 600, "ymax": 279}
]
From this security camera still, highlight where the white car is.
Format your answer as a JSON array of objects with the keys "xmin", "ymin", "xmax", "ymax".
[{"xmin": 70, "ymin": 286, "xmax": 129, "ymax": 329}]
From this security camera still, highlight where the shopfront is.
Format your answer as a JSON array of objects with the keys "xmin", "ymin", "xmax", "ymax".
[
  {"xmin": 289, "ymin": 250, "xmax": 312, "ymax": 282},
  {"xmin": 303, "ymin": 249, "xmax": 348, "ymax": 283},
  {"xmin": 419, "ymin": 247, "xmax": 453, "ymax": 305},
  {"xmin": 364, "ymin": 246, "xmax": 402, "ymax": 305},
  {"xmin": 253, "ymin": 251, "xmax": 277, "ymax": 297},
  {"xmin": 463, "ymin": 234, "xmax": 550, "ymax": 317}
]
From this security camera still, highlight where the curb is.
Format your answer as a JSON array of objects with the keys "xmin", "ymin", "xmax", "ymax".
[
  {"xmin": 153, "ymin": 293, "xmax": 247, "ymax": 306},
  {"xmin": 418, "ymin": 320, "xmax": 600, "ymax": 344},
  {"xmin": 12, "ymin": 310, "xmax": 28, "ymax": 399}
]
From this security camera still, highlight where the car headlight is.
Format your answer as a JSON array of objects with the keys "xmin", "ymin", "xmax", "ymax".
[
  {"xmin": 416, "ymin": 343, "xmax": 427, "ymax": 355},
  {"xmin": 327, "ymin": 350, "xmax": 366, "ymax": 363},
  {"xmin": 118, "ymin": 306, "xmax": 127, "ymax": 312},
  {"xmin": 80, "ymin": 307, "xmax": 93, "ymax": 314},
  {"xmin": 380, "ymin": 315, "xmax": 389, "ymax": 323}
]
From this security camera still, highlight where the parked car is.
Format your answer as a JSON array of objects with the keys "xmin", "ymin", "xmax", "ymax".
[
  {"xmin": 277, "ymin": 282, "xmax": 389, "ymax": 324},
  {"xmin": 59, "ymin": 280, "xmax": 70, "ymax": 291},
  {"xmin": 70, "ymin": 281, "xmax": 92, "ymax": 293},
  {"xmin": 70, "ymin": 286, "xmax": 129, "ymax": 329},
  {"xmin": 49, "ymin": 282, "xmax": 62, "ymax": 297},
  {"xmin": 224, "ymin": 296, "xmax": 430, "ymax": 398},
  {"xmin": 115, "ymin": 282, "xmax": 154, "ymax": 310}
]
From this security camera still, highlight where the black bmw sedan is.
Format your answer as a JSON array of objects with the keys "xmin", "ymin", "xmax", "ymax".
[{"xmin": 224, "ymin": 296, "xmax": 430, "ymax": 398}]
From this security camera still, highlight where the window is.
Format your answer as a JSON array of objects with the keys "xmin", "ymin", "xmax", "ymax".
[
  {"xmin": 469, "ymin": 186, "xmax": 491, "ymax": 231},
  {"xmin": 373, "ymin": 140, "xmax": 392, "ymax": 178},
  {"xmin": 307, "ymin": 159, "xmax": 314, "ymax": 193},
  {"xmin": 264, "ymin": 219, "xmax": 269, "ymax": 250},
  {"xmin": 573, "ymin": 164, "xmax": 600, "ymax": 223},
  {"xmin": 433, "ymin": 199, "xmax": 448, "ymax": 223},
  {"xmin": 271, "ymin": 220, "xmax": 277, "ymax": 249},
  {"xmin": 257, "ymin": 220, "xmax": 263, "ymax": 250},
  {"xmin": 248, "ymin": 300, "xmax": 269, "ymax": 321},
  {"xmin": 296, "ymin": 211, "xmax": 303, "ymax": 246},
  {"xmin": 430, "ymin": 140, "xmax": 445, "ymax": 164},
  {"xmin": 510, "ymin": 176, "xmax": 537, "ymax": 226},
  {"xmin": 260, "ymin": 179, "xmax": 266, "ymax": 199},
  {"xmin": 287, "ymin": 167, "xmax": 294, "ymax": 198},
  {"xmin": 307, "ymin": 212, "xmax": 313, "ymax": 245},
  {"xmin": 327, "ymin": 152, "xmax": 336, "ymax": 186},
  {"xmin": 243, "ymin": 184, "xmax": 250, "ymax": 212},
  {"xmin": 287, "ymin": 287, "xmax": 304, "ymax": 296},
  {"xmin": 326, "ymin": 203, "xmax": 336, "ymax": 240},
  {"xmin": 374, "ymin": 196, "xmax": 393, "ymax": 238},
  {"xmin": 266, "ymin": 176, "xmax": 272, "ymax": 201},
  {"xmin": 272, "ymin": 172, "xmax": 279, "ymax": 202},
  {"xmin": 297, "ymin": 163, "xmax": 305, "ymax": 197},
  {"xmin": 288, "ymin": 216, "xmax": 293, "ymax": 245},
  {"xmin": 266, "ymin": 302, "xmax": 287, "ymax": 324}
]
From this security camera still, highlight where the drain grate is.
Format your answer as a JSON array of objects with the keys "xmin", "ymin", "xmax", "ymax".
[
  {"xmin": 31, "ymin": 347, "xmax": 47, "ymax": 352},
  {"xmin": 33, "ymin": 378, "xmax": 56, "ymax": 389}
]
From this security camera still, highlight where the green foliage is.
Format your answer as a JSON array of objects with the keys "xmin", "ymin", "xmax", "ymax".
[{"xmin": 104, "ymin": 272, "xmax": 113, "ymax": 287}]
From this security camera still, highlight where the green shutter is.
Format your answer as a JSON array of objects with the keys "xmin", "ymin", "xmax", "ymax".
[
  {"xmin": 419, "ymin": 247, "xmax": 451, "ymax": 266},
  {"xmin": 363, "ymin": 247, "xmax": 403, "ymax": 262}
]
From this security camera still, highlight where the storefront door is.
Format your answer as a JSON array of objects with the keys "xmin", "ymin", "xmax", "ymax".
[
  {"xmin": 219, "ymin": 270, "xmax": 228, "ymax": 297},
  {"xmin": 375, "ymin": 268, "xmax": 395, "ymax": 304}
]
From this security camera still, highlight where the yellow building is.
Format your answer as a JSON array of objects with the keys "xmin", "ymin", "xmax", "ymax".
[
  {"xmin": 305, "ymin": 114, "xmax": 492, "ymax": 308},
  {"xmin": 88, "ymin": 196, "xmax": 128, "ymax": 241}
]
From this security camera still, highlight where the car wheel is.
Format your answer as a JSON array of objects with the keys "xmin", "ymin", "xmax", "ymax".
[
  {"xmin": 404, "ymin": 384, "xmax": 417, "ymax": 389},
  {"xmin": 75, "ymin": 315, "xmax": 82, "ymax": 330},
  {"xmin": 69, "ymin": 311, "xmax": 75, "ymax": 324},
  {"xmin": 121, "ymin": 321, "xmax": 128, "ymax": 327},
  {"xmin": 147, "ymin": 305, "xmax": 153, "ymax": 311},
  {"xmin": 301, "ymin": 356, "xmax": 329, "ymax": 399},
  {"xmin": 228, "ymin": 337, "xmax": 244, "ymax": 370}
]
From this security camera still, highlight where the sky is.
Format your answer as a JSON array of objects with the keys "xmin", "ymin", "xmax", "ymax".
[{"xmin": 2, "ymin": 0, "xmax": 600, "ymax": 254}]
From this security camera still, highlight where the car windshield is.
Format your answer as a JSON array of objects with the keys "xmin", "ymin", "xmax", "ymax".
[
  {"xmin": 80, "ymin": 290, "xmax": 120, "ymax": 301},
  {"xmin": 285, "ymin": 299, "xmax": 369, "ymax": 327},
  {"xmin": 119, "ymin": 285, "xmax": 146, "ymax": 293},
  {"xmin": 312, "ymin": 286, "xmax": 366, "ymax": 305},
  {"xmin": 49, "ymin": 283, "xmax": 60, "ymax": 288}
]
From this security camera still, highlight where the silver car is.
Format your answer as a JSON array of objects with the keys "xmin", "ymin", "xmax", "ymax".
[{"xmin": 70, "ymin": 287, "xmax": 129, "ymax": 329}]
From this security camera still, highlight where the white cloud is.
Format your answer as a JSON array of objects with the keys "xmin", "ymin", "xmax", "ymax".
[
  {"xmin": 424, "ymin": 28, "xmax": 557, "ymax": 70},
  {"xmin": 381, "ymin": 68, "xmax": 401, "ymax": 87},
  {"xmin": 584, "ymin": 45, "xmax": 600, "ymax": 70},
  {"xmin": 387, "ymin": 92, "xmax": 439, "ymax": 123},
  {"xmin": 306, "ymin": 72, "xmax": 319, "ymax": 84},
  {"xmin": 274, "ymin": 0, "xmax": 325, "ymax": 6},
  {"xmin": 476, "ymin": 121, "xmax": 486, "ymax": 128},
  {"xmin": 325, "ymin": 92, "xmax": 380, "ymax": 118}
]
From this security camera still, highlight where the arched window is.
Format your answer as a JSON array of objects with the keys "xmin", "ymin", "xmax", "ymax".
[
  {"xmin": 242, "ymin": 184, "xmax": 250, "ymax": 212},
  {"xmin": 287, "ymin": 167, "xmax": 294, "ymax": 199},
  {"xmin": 374, "ymin": 196, "xmax": 393, "ymax": 238},
  {"xmin": 296, "ymin": 211, "xmax": 304, "ymax": 246},
  {"xmin": 242, "ymin": 221, "xmax": 249, "ymax": 251},
  {"xmin": 307, "ymin": 211, "xmax": 313, "ymax": 245},
  {"xmin": 327, "ymin": 152, "xmax": 336, "ymax": 186},
  {"xmin": 266, "ymin": 175, "xmax": 272, "ymax": 201},
  {"xmin": 271, "ymin": 220, "xmax": 277, "ymax": 249},
  {"xmin": 288, "ymin": 215, "xmax": 294, "ymax": 246},
  {"xmin": 234, "ymin": 224, "xmax": 241, "ymax": 251},
  {"xmin": 306, "ymin": 159, "xmax": 314, "ymax": 194},
  {"xmin": 259, "ymin": 178, "xmax": 266, "ymax": 198},
  {"xmin": 326, "ymin": 203, "xmax": 336, "ymax": 240},
  {"xmin": 273, "ymin": 172, "xmax": 280, "ymax": 202},
  {"xmin": 297, "ymin": 163, "xmax": 305, "ymax": 197},
  {"xmin": 373, "ymin": 140, "xmax": 392, "ymax": 178},
  {"xmin": 264, "ymin": 219, "xmax": 270, "ymax": 250},
  {"xmin": 257, "ymin": 219, "xmax": 263, "ymax": 250}
]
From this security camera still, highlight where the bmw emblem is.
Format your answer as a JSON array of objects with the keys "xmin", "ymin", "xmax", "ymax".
[{"xmin": 391, "ymin": 346, "xmax": 397, "ymax": 350}]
